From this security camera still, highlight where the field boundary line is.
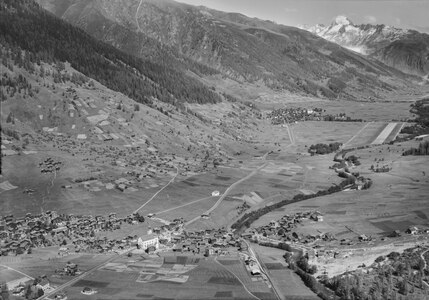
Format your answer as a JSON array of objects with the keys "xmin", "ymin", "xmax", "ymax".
[
  {"xmin": 184, "ymin": 162, "xmax": 268, "ymax": 227},
  {"xmin": 133, "ymin": 165, "xmax": 179, "ymax": 214},
  {"xmin": 342, "ymin": 121, "xmax": 372, "ymax": 149},
  {"xmin": 0, "ymin": 264, "xmax": 34, "ymax": 280},
  {"xmin": 155, "ymin": 196, "xmax": 215, "ymax": 215},
  {"xmin": 214, "ymin": 258, "xmax": 261, "ymax": 300}
]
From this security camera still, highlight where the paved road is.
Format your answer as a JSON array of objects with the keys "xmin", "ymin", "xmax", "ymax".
[
  {"xmin": 133, "ymin": 165, "xmax": 179, "ymax": 214},
  {"xmin": 184, "ymin": 162, "xmax": 268, "ymax": 227}
]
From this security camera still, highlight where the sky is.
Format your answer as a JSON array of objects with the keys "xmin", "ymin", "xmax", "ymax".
[{"xmin": 177, "ymin": 0, "xmax": 429, "ymax": 33}]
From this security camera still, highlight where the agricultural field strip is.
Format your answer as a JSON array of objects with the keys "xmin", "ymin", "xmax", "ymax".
[
  {"xmin": 133, "ymin": 165, "xmax": 179, "ymax": 214},
  {"xmin": 371, "ymin": 122, "xmax": 397, "ymax": 145},
  {"xmin": 286, "ymin": 124, "xmax": 295, "ymax": 145},
  {"xmin": 385, "ymin": 122, "xmax": 404, "ymax": 143},
  {"xmin": 185, "ymin": 161, "xmax": 269, "ymax": 227},
  {"xmin": 213, "ymin": 259, "xmax": 261, "ymax": 300},
  {"xmin": 342, "ymin": 122, "xmax": 373, "ymax": 148}
]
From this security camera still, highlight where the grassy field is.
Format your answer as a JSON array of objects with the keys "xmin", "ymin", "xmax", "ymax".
[
  {"xmin": 253, "ymin": 140, "xmax": 429, "ymax": 237},
  {"xmin": 343, "ymin": 122, "xmax": 389, "ymax": 149},
  {"xmin": 292, "ymin": 121, "xmax": 365, "ymax": 146}
]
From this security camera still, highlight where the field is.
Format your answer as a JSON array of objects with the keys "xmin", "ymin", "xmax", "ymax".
[
  {"xmin": 251, "ymin": 139, "xmax": 429, "ymax": 276},
  {"xmin": 252, "ymin": 244, "xmax": 319, "ymax": 300},
  {"xmin": 253, "ymin": 139, "xmax": 429, "ymax": 235},
  {"xmin": 50, "ymin": 252, "xmax": 276, "ymax": 300}
]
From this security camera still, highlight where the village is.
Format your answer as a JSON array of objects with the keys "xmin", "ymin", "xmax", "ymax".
[
  {"xmin": 0, "ymin": 209, "xmax": 253, "ymax": 258},
  {"xmin": 0, "ymin": 211, "xmax": 147, "ymax": 256},
  {"xmin": 247, "ymin": 210, "xmax": 429, "ymax": 248},
  {"xmin": 267, "ymin": 106, "xmax": 361, "ymax": 125}
]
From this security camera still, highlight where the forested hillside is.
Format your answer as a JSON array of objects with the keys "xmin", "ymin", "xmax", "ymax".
[
  {"xmin": 37, "ymin": 0, "xmax": 423, "ymax": 101},
  {"xmin": 0, "ymin": 0, "xmax": 222, "ymax": 106}
]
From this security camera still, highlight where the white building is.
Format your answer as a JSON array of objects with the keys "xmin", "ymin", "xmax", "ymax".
[
  {"xmin": 212, "ymin": 190, "xmax": 220, "ymax": 196},
  {"xmin": 138, "ymin": 234, "xmax": 159, "ymax": 250}
]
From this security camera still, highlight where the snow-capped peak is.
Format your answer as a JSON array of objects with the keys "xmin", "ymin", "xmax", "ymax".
[{"xmin": 333, "ymin": 15, "xmax": 353, "ymax": 26}]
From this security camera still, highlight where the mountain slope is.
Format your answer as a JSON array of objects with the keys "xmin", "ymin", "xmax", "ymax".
[
  {"xmin": 0, "ymin": 0, "xmax": 222, "ymax": 106},
  {"xmin": 37, "ymin": 0, "xmax": 421, "ymax": 101},
  {"xmin": 302, "ymin": 16, "xmax": 429, "ymax": 76}
]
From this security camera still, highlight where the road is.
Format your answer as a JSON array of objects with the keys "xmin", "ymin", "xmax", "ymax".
[
  {"xmin": 184, "ymin": 162, "xmax": 268, "ymax": 227},
  {"xmin": 342, "ymin": 121, "xmax": 372, "ymax": 149},
  {"xmin": 135, "ymin": 0, "xmax": 143, "ymax": 31},
  {"xmin": 242, "ymin": 240, "xmax": 281, "ymax": 300},
  {"xmin": 214, "ymin": 258, "xmax": 260, "ymax": 300},
  {"xmin": 421, "ymin": 249, "xmax": 429, "ymax": 288},
  {"xmin": 154, "ymin": 195, "xmax": 215, "ymax": 215},
  {"xmin": 133, "ymin": 165, "xmax": 179, "ymax": 214},
  {"xmin": 38, "ymin": 250, "xmax": 132, "ymax": 300}
]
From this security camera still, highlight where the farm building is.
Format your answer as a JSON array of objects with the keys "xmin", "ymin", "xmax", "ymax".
[{"xmin": 212, "ymin": 190, "xmax": 220, "ymax": 196}]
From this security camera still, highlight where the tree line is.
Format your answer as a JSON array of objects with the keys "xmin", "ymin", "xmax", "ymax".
[{"xmin": 402, "ymin": 141, "xmax": 429, "ymax": 156}]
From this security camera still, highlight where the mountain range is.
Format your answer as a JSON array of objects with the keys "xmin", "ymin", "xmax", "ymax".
[
  {"xmin": 301, "ymin": 16, "xmax": 429, "ymax": 76},
  {"xmin": 35, "ymin": 0, "xmax": 423, "ymax": 101}
]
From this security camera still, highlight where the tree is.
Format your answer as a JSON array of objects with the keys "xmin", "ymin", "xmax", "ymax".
[
  {"xmin": 398, "ymin": 278, "xmax": 409, "ymax": 295},
  {"xmin": 6, "ymin": 112, "xmax": 13, "ymax": 123}
]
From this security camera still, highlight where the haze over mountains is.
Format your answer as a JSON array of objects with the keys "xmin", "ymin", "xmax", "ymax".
[
  {"xmin": 302, "ymin": 15, "xmax": 429, "ymax": 76},
  {"xmin": 37, "ymin": 0, "xmax": 424, "ymax": 101}
]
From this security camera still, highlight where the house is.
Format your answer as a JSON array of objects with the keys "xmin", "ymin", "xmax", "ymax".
[
  {"xmin": 250, "ymin": 266, "xmax": 261, "ymax": 275},
  {"xmin": 146, "ymin": 246, "xmax": 156, "ymax": 254},
  {"xmin": 81, "ymin": 287, "xmax": 97, "ymax": 295},
  {"xmin": 406, "ymin": 226, "xmax": 419, "ymax": 235},
  {"xmin": 37, "ymin": 278, "xmax": 50, "ymax": 292},
  {"xmin": 358, "ymin": 234, "xmax": 370, "ymax": 241},
  {"xmin": 211, "ymin": 191, "xmax": 220, "ymax": 197},
  {"xmin": 137, "ymin": 234, "xmax": 159, "ymax": 250},
  {"xmin": 388, "ymin": 230, "xmax": 401, "ymax": 237}
]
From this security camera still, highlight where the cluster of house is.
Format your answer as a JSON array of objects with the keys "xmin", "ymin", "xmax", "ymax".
[
  {"xmin": 53, "ymin": 262, "xmax": 80, "ymax": 277},
  {"xmin": 267, "ymin": 107, "xmax": 356, "ymax": 125},
  {"xmin": 0, "ymin": 211, "xmax": 145, "ymax": 256},
  {"xmin": 247, "ymin": 211, "xmax": 326, "ymax": 244},
  {"xmin": 38, "ymin": 157, "xmax": 62, "ymax": 173},
  {"xmin": 267, "ymin": 107, "xmax": 320, "ymax": 125},
  {"xmin": 9, "ymin": 276, "xmax": 51, "ymax": 299},
  {"xmin": 154, "ymin": 227, "xmax": 244, "ymax": 256}
]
